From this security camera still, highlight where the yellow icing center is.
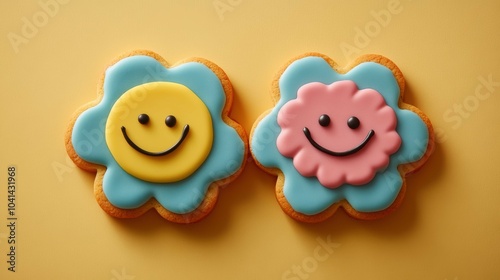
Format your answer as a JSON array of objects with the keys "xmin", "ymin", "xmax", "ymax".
[{"xmin": 105, "ymin": 82, "xmax": 213, "ymax": 183}]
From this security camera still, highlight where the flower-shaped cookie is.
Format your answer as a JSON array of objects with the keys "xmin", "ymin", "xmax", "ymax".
[
  {"xmin": 66, "ymin": 50, "xmax": 247, "ymax": 223},
  {"xmin": 250, "ymin": 53, "xmax": 434, "ymax": 222}
]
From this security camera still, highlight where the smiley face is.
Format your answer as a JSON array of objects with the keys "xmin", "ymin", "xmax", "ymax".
[
  {"xmin": 105, "ymin": 82, "xmax": 213, "ymax": 183},
  {"xmin": 276, "ymin": 80, "xmax": 401, "ymax": 188},
  {"xmin": 121, "ymin": 114, "xmax": 190, "ymax": 157},
  {"xmin": 303, "ymin": 115, "xmax": 375, "ymax": 157}
]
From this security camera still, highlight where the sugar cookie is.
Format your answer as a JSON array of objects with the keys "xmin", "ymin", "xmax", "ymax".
[
  {"xmin": 250, "ymin": 53, "xmax": 434, "ymax": 222},
  {"xmin": 65, "ymin": 50, "xmax": 248, "ymax": 223}
]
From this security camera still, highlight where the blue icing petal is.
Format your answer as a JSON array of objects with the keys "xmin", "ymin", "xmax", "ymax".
[
  {"xmin": 251, "ymin": 55, "xmax": 430, "ymax": 215},
  {"xmin": 251, "ymin": 116, "xmax": 282, "ymax": 167},
  {"xmin": 201, "ymin": 121, "xmax": 245, "ymax": 180},
  {"xmin": 393, "ymin": 110, "xmax": 429, "ymax": 164},
  {"xmin": 341, "ymin": 165, "xmax": 402, "ymax": 212},
  {"xmin": 279, "ymin": 57, "xmax": 340, "ymax": 102},
  {"xmin": 283, "ymin": 168, "xmax": 343, "ymax": 214},
  {"xmin": 343, "ymin": 62, "xmax": 400, "ymax": 108},
  {"xmin": 103, "ymin": 163, "xmax": 153, "ymax": 209},
  {"xmin": 72, "ymin": 54, "xmax": 244, "ymax": 214},
  {"xmin": 71, "ymin": 104, "xmax": 112, "ymax": 164},
  {"xmin": 153, "ymin": 179, "xmax": 207, "ymax": 214}
]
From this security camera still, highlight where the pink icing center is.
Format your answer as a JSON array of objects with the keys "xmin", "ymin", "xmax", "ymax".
[{"xmin": 276, "ymin": 80, "xmax": 401, "ymax": 188}]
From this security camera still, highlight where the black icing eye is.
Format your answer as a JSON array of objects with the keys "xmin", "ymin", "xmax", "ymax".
[
  {"xmin": 318, "ymin": 114, "xmax": 331, "ymax": 127},
  {"xmin": 347, "ymin": 116, "xmax": 360, "ymax": 129},
  {"xmin": 138, "ymin": 114, "xmax": 149, "ymax": 125},
  {"xmin": 165, "ymin": 115, "xmax": 177, "ymax": 127}
]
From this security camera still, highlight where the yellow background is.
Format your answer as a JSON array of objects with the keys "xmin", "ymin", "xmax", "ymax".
[{"xmin": 1, "ymin": 0, "xmax": 499, "ymax": 279}]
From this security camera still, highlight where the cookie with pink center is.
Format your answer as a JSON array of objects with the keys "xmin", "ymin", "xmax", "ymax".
[
  {"xmin": 250, "ymin": 53, "xmax": 434, "ymax": 222},
  {"xmin": 277, "ymin": 80, "xmax": 402, "ymax": 188}
]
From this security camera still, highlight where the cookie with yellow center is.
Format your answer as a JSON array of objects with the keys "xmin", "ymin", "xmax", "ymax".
[{"xmin": 65, "ymin": 50, "xmax": 248, "ymax": 223}]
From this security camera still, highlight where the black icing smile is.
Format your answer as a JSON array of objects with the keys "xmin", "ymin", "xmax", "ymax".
[
  {"xmin": 121, "ymin": 116, "xmax": 190, "ymax": 157},
  {"xmin": 303, "ymin": 127, "xmax": 375, "ymax": 157},
  {"xmin": 121, "ymin": 125, "xmax": 189, "ymax": 156}
]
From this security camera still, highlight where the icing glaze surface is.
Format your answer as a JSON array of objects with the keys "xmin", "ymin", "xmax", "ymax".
[
  {"xmin": 71, "ymin": 55, "xmax": 245, "ymax": 213},
  {"xmin": 106, "ymin": 82, "xmax": 213, "ymax": 183},
  {"xmin": 277, "ymin": 81, "xmax": 401, "ymax": 188},
  {"xmin": 251, "ymin": 56, "xmax": 429, "ymax": 214}
]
